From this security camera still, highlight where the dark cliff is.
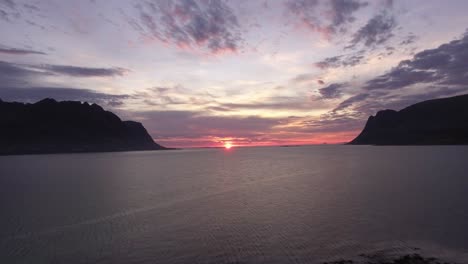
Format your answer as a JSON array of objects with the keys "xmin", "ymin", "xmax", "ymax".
[
  {"xmin": 349, "ymin": 94, "xmax": 468, "ymax": 145},
  {"xmin": 0, "ymin": 98, "xmax": 166, "ymax": 155}
]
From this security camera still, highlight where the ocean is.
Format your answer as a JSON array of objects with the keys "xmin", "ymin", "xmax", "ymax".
[{"xmin": 1, "ymin": 146, "xmax": 468, "ymax": 263}]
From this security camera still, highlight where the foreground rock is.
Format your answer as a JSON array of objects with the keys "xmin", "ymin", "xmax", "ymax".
[
  {"xmin": 0, "ymin": 98, "xmax": 166, "ymax": 155},
  {"xmin": 325, "ymin": 253, "xmax": 454, "ymax": 264},
  {"xmin": 349, "ymin": 94, "xmax": 468, "ymax": 145}
]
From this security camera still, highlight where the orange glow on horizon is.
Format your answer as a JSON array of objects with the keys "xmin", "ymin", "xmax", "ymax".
[{"xmin": 154, "ymin": 130, "xmax": 360, "ymax": 148}]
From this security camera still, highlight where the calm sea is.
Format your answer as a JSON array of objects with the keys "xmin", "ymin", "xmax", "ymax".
[{"xmin": 1, "ymin": 146, "xmax": 468, "ymax": 264}]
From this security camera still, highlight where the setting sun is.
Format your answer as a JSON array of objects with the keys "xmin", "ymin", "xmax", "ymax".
[{"xmin": 224, "ymin": 142, "xmax": 232, "ymax": 149}]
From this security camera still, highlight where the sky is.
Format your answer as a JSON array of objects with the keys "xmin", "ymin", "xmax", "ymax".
[{"xmin": 1, "ymin": 0, "xmax": 468, "ymax": 148}]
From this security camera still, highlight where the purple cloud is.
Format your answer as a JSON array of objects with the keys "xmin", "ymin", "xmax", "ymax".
[
  {"xmin": 0, "ymin": 60, "xmax": 44, "ymax": 86},
  {"xmin": 333, "ymin": 93, "xmax": 369, "ymax": 112},
  {"xmin": 400, "ymin": 33, "xmax": 418, "ymax": 45},
  {"xmin": 0, "ymin": 0, "xmax": 15, "ymax": 9},
  {"xmin": 0, "ymin": 60, "xmax": 129, "ymax": 92},
  {"xmin": 315, "ymin": 53, "xmax": 364, "ymax": 69},
  {"xmin": 0, "ymin": 0, "xmax": 19, "ymax": 22},
  {"xmin": 364, "ymin": 31, "xmax": 468, "ymax": 90},
  {"xmin": 35, "ymin": 65, "xmax": 129, "ymax": 77},
  {"xmin": 132, "ymin": 110, "xmax": 283, "ymax": 139},
  {"xmin": 0, "ymin": 46, "xmax": 46, "ymax": 55},
  {"xmin": 328, "ymin": 30, "xmax": 468, "ymax": 118},
  {"xmin": 319, "ymin": 83, "xmax": 347, "ymax": 99},
  {"xmin": 134, "ymin": 0, "xmax": 243, "ymax": 53},
  {"xmin": 286, "ymin": 0, "xmax": 368, "ymax": 37},
  {"xmin": 348, "ymin": 12, "xmax": 396, "ymax": 48}
]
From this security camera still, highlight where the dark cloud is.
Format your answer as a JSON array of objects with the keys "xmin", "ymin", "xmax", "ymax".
[
  {"xmin": 302, "ymin": 85, "xmax": 467, "ymax": 138},
  {"xmin": 23, "ymin": 3, "xmax": 40, "ymax": 12},
  {"xmin": 365, "ymin": 67, "xmax": 437, "ymax": 90},
  {"xmin": 0, "ymin": 0, "xmax": 19, "ymax": 21},
  {"xmin": 329, "ymin": 32, "xmax": 468, "ymax": 117},
  {"xmin": 0, "ymin": 60, "xmax": 131, "ymax": 106},
  {"xmin": 0, "ymin": 60, "xmax": 129, "ymax": 85},
  {"xmin": 0, "ymin": 1, "xmax": 42, "ymax": 24},
  {"xmin": 0, "ymin": 0, "xmax": 14, "ymax": 9},
  {"xmin": 315, "ymin": 56, "xmax": 341, "ymax": 68},
  {"xmin": 286, "ymin": 0, "xmax": 368, "ymax": 37},
  {"xmin": 0, "ymin": 9, "xmax": 7, "ymax": 21},
  {"xmin": 0, "ymin": 86, "xmax": 129, "ymax": 106},
  {"xmin": 383, "ymin": 0, "xmax": 394, "ymax": 7},
  {"xmin": 329, "ymin": 0, "xmax": 368, "ymax": 30},
  {"xmin": 133, "ymin": 0, "xmax": 243, "ymax": 53},
  {"xmin": 296, "ymin": 111, "xmax": 365, "ymax": 133},
  {"xmin": 348, "ymin": 12, "xmax": 396, "ymax": 48},
  {"xmin": 400, "ymin": 33, "xmax": 418, "ymax": 45},
  {"xmin": 35, "ymin": 65, "xmax": 129, "ymax": 77},
  {"xmin": 0, "ymin": 60, "xmax": 44, "ymax": 86},
  {"xmin": 353, "ymin": 86, "xmax": 468, "ymax": 115},
  {"xmin": 333, "ymin": 93, "xmax": 369, "ymax": 111},
  {"xmin": 319, "ymin": 83, "xmax": 346, "ymax": 99},
  {"xmin": 364, "ymin": 32, "xmax": 468, "ymax": 90},
  {"xmin": 315, "ymin": 53, "xmax": 364, "ymax": 69},
  {"xmin": 0, "ymin": 46, "xmax": 46, "ymax": 55}
]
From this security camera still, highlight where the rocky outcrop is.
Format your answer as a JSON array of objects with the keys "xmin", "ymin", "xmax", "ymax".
[
  {"xmin": 349, "ymin": 94, "xmax": 468, "ymax": 145},
  {"xmin": 0, "ymin": 98, "xmax": 166, "ymax": 155}
]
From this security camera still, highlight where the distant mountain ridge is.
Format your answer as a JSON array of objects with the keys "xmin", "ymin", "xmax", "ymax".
[
  {"xmin": 0, "ymin": 98, "xmax": 166, "ymax": 155},
  {"xmin": 349, "ymin": 94, "xmax": 468, "ymax": 145}
]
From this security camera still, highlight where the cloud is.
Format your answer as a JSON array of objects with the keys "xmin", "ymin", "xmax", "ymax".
[
  {"xmin": 329, "ymin": 31, "xmax": 468, "ymax": 115},
  {"xmin": 304, "ymin": 32, "xmax": 468, "ymax": 138},
  {"xmin": 0, "ymin": 60, "xmax": 44, "ymax": 86},
  {"xmin": 315, "ymin": 53, "xmax": 364, "ymax": 69},
  {"xmin": 400, "ymin": 33, "xmax": 418, "ymax": 45},
  {"xmin": 0, "ymin": 0, "xmax": 15, "ymax": 9},
  {"xmin": 0, "ymin": 46, "xmax": 46, "ymax": 55},
  {"xmin": 348, "ymin": 12, "xmax": 396, "ymax": 48},
  {"xmin": 34, "ymin": 65, "xmax": 129, "ymax": 77},
  {"xmin": 23, "ymin": 3, "xmax": 40, "ymax": 12},
  {"xmin": 0, "ymin": 9, "xmax": 7, "ymax": 21},
  {"xmin": 286, "ymin": 0, "xmax": 368, "ymax": 37},
  {"xmin": 129, "ymin": 85, "xmax": 217, "ymax": 108},
  {"xmin": 0, "ymin": 86, "xmax": 129, "ymax": 107},
  {"xmin": 333, "ymin": 93, "xmax": 369, "ymax": 111},
  {"xmin": 209, "ymin": 97, "xmax": 316, "ymax": 112},
  {"xmin": 291, "ymin": 73, "xmax": 317, "ymax": 83},
  {"xmin": 131, "ymin": 110, "xmax": 282, "ymax": 138},
  {"xmin": 0, "ymin": 60, "xmax": 129, "ymax": 86},
  {"xmin": 296, "ymin": 111, "xmax": 365, "ymax": 134},
  {"xmin": 364, "ymin": 67, "xmax": 437, "ymax": 90},
  {"xmin": 0, "ymin": 0, "xmax": 19, "ymax": 22},
  {"xmin": 319, "ymin": 83, "xmax": 346, "ymax": 99},
  {"xmin": 125, "ymin": 109, "xmax": 356, "ymax": 147},
  {"xmin": 353, "ymin": 86, "xmax": 468, "ymax": 115},
  {"xmin": 329, "ymin": 0, "xmax": 368, "ymax": 29},
  {"xmin": 364, "ymin": 31, "xmax": 468, "ymax": 90},
  {"xmin": 0, "ymin": 60, "xmax": 131, "ymax": 106},
  {"xmin": 133, "ymin": 0, "xmax": 243, "ymax": 53}
]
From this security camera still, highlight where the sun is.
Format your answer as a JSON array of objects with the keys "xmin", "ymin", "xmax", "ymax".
[{"xmin": 224, "ymin": 142, "xmax": 232, "ymax": 149}]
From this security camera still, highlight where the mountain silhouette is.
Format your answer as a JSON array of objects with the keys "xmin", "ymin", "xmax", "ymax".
[
  {"xmin": 349, "ymin": 94, "xmax": 468, "ymax": 145},
  {"xmin": 0, "ymin": 98, "xmax": 166, "ymax": 155}
]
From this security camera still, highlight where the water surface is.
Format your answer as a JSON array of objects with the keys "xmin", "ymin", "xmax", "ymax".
[{"xmin": 1, "ymin": 146, "xmax": 468, "ymax": 263}]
